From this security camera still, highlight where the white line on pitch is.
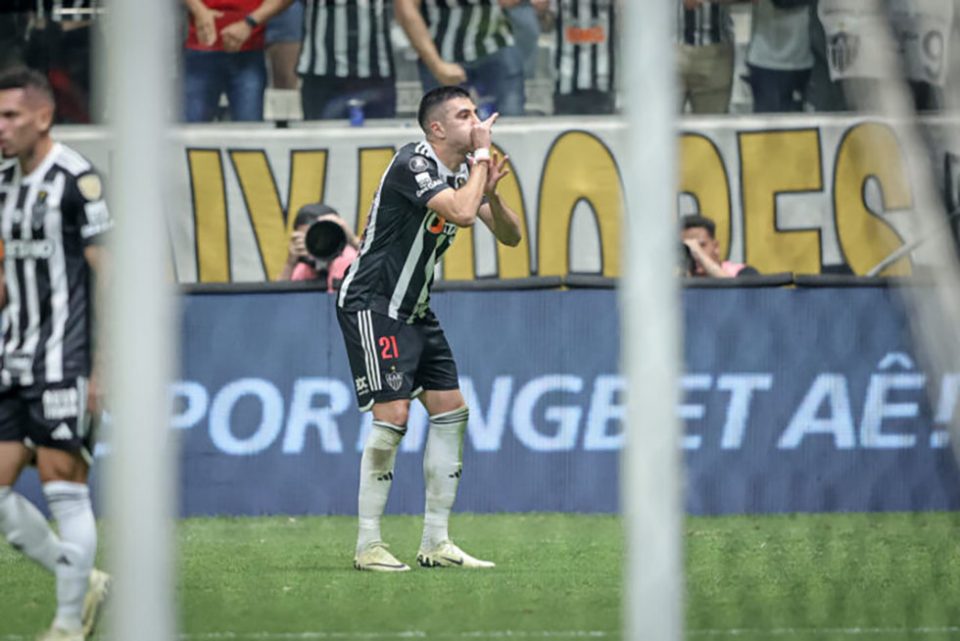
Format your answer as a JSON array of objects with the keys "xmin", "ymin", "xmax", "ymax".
[
  {"xmin": 688, "ymin": 628, "xmax": 960, "ymax": 637},
  {"xmin": 5, "ymin": 629, "xmax": 960, "ymax": 641}
]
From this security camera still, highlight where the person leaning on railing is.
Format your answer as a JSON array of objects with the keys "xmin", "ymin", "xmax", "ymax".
[{"xmin": 681, "ymin": 214, "xmax": 759, "ymax": 278}]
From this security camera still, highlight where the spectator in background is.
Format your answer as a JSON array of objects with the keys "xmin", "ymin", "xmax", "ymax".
[
  {"xmin": 277, "ymin": 203, "xmax": 360, "ymax": 292},
  {"xmin": 746, "ymin": 0, "xmax": 813, "ymax": 112},
  {"xmin": 505, "ymin": 0, "xmax": 547, "ymax": 80},
  {"xmin": 297, "ymin": 0, "xmax": 396, "ymax": 120},
  {"xmin": 681, "ymin": 215, "xmax": 758, "ymax": 278},
  {"xmin": 551, "ymin": 0, "xmax": 617, "ymax": 115},
  {"xmin": 24, "ymin": 0, "xmax": 101, "ymax": 123},
  {"xmin": 395, "ymin": 0, "xmax": 526, "ymax": 116},
  {"xmin": 182, "ymin": 0, "xmax": 294, "ymax": 122},
  {"xmin": 265, "ymin": 0, "xmax": 303, "ymax": 91},
  {"xmin": 814, "ymin": 0, "xmax": 952, "ymax": 112},
  {"xmin": 677, "ymin": 0, "xmax": 748, "ymax": 114}
]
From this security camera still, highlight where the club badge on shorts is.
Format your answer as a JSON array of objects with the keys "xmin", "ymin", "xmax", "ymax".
[{"xmin": 385, "ymin": 369, "xmax": 404, "ymax": 392}]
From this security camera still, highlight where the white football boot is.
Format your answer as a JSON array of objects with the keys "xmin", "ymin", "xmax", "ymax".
[
  {"xmin": 35, "ymin": 626, "xmax": 83, "ymax": 641},
  {"xmin": 353, "ymin": 542, "xmax": 411, "ymax": 572},
  {"xmin": 82, "ymin": 569, "xmax": 111, "ymax": 637},
  {"xmin": 416, "ymin": 540, "xmax": 495, "ymax": 569}
]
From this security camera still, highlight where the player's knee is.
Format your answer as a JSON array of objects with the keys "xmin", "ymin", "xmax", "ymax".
[
  {"xmin": 36, "ymin": 448, "xmax": 88, "ymax": 484},
  {"xmin": 374, "ymin": 400, "xmax": 411, "ymax": 428}
]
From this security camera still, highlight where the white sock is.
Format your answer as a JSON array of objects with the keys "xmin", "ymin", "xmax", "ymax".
[
  {"xmin": 357, "ymin": 420, "xmax": 404, "ymax": 552},
  {"xmin": 43, "ymin": 481, "xmax": 96, "ymax": 632},
  {"xmin": 421, "ymin": 406, "xmax": 468, "ymax": 550},
  {"xmin": 0, "ymin": 486, "xmax": 62, "ymax": 573}
]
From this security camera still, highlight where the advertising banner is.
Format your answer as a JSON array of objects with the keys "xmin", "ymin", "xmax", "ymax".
[
  {"xmin": 17, "ymin": 287, "xmax": 953, "ymax": 517},
  {"xmin": 58, "ymin": 113, "xmax": 960, "ymax": 283}
]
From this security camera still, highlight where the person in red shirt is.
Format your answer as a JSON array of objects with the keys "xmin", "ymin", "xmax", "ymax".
[{"xmin": 182, "ymin": 0, "xmax": 293, "ymax": 122}]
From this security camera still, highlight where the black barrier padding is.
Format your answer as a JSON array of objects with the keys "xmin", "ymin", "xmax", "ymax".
[
  {"xmin": 180, "ymin": 280, "xmax": 330, "ymax": 296},
  {"xmin": 793, "ymin": 275, "xmax": 912, "ymax": 288},
  {"xmin": 177, "ymin": 273, "xmax": 937, "ymax": 295},
  {"xmin": 432, "ymin": 276, "xmax": 565, "ymax": 291},
  {"xmin": 682, "ymin": 272, "xmax": 794, "ymax": 288},
  {"xmin": 564, "ymin": 275, "xmax": 617, "ymax": 289}
]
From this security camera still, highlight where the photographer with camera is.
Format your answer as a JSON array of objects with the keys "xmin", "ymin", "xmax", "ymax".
[
  {"xmin": 277, "ymin": 203, "xmax": 360, "ymax": 291},
  {"xmin": 681, "ymin": 215, "xmax": 758, "ymax": 278}
]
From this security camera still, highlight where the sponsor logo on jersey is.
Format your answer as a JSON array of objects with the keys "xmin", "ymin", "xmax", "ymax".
[
  {"xmin": 414, "ymin": 172, "xmax": 434, "ymax": 191},
  {"xmin": 42, "ymin": 387, "xmax": 80, "ymax": 420},
  {"xmin": 425, "ymin": 211, "xmax": 457, "ymax": 236},
  {"xmin": 6, "ymin": 239, "xmax": 55, "ymax": 259},
  {"xmin": 408, "ymin": 155, "xmax": 430, "ymax": 173}
]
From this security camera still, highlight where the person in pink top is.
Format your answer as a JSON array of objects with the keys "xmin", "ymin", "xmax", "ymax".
[
  {"xmin": 680, "ymin": 214, "xmax": 758, "ymax": 278},
  {"xmin": 277, "ymin": 203, "xmax": 360, "ymax": 292}
]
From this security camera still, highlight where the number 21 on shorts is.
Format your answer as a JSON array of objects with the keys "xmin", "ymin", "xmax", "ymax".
[{"xmin": 378, "ymin": 335, "xmax": 399, "ymax": 360}]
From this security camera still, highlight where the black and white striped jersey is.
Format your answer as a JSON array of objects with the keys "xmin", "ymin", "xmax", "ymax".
[
  {"xmin": 338, "ymin": 140, "xmax": 468, "ymax": 323},
  {"xmin": 554, "ymin": 0, "xmax": 616, "ymax": 96},
  {"xmin": 34, "ymin": 0, "xmax": 100, "ymax": 22},
  {"xmin": 297, "ymin": 0, "xmax": 396, "ymax": 80},
  {"xmin": 0, "ymin": 143, "xmax": 112, "ymax": 387},
  {"xmin": 419, "ymin": 0, "xmax": 515, "ymax": 65},
  {"xmin": 677, "ymin": 1, "xmax": 734, "ymax": 46}
]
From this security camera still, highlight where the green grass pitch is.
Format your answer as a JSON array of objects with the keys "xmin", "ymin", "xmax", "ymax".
[{"xmin": 3, "ymin": 512, "xmax": 960, "ymax": 640}]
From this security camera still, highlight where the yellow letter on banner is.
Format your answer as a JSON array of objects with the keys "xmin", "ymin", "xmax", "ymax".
[
  {"xmin": 679, "ymin": 133, "xmax": 732, "ymax": 260},
  {"xmin": 187, "ymin": 149, "xmax": 230, "ymax": 282},
  {"xmin": 538, "ymin": 132, "xmax": 623, "ymax": 277},
  {"xmin": 834, "ymin": 123, "xmax": 912, "ymax": 276},
  {"xmin": 443, "ymin": 144, "xmax": 532, "ymax": 280},
  {"xmin": 230, "ymin": 150, "xmax": 289, "ymax": 281},
  {"xmin": 356, "ymin": 147, "xmax": 396, "ymax": 236},
  {"xmin": 739, "ymin": 129, "xmax": 823, "ymax": 274},
  {"xmin": 285, "ymin": 150, "xmax": 328, "ymax": 234}
]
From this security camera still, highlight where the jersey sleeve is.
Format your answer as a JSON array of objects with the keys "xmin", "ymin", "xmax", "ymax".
[
  {"xmin": 70, "ymin": 170, "xmax": 114, "ymax": 246},
  {"xmin": 385, "ymin": 152, "xmax": 451, "ymax": 209}
]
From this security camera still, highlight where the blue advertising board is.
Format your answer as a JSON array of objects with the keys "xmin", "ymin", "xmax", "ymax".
[{"xmin": 16, "ymin": 287, "xmax": 960, "ymax": 516}]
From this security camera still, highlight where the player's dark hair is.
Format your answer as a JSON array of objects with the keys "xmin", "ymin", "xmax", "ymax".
[
  {"xmin": 417, "ymin": 85, "xmax": 471, "ymax": 133},
  {"xmin": 0, "ymin": 67, "xmax": 54, "ymax": 105},
  {"xmin": 681, "ymin": 215, "xmax": 716, "ymax": 238}
]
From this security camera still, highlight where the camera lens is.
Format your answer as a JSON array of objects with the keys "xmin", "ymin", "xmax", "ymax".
[{"xmin": 305, "ymin": 219, "xmax": 347, "ymax": 261}]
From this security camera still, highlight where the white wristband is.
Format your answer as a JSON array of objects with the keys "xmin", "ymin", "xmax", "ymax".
[{"xmin": 473, "ymin": 148, "xmax": 491, "ymax": 162}]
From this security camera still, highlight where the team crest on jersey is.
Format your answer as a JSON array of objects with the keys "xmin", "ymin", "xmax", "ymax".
[
  {"xmin": 31, "ymin": 190, "xmax": 48, "ymax": 227},
  {"xmin": 385, "ymin": 369, "xmax": 404, "ymax": 392},
  {"xmin": 77, "ymin": 173, "xmax": 103, "ymax": 201},
  {"xmin": 408, "ymin": 155, "xmax": 430, "ymax": 173}
]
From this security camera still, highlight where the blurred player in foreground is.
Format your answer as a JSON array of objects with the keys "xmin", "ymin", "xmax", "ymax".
[
  {"xmin": 337, "ymin": 85, "xmax": 522, "ymax": 571},
  {"xmin": 0, "ymin": 68, "xmax": 111, "ymax": 640}
]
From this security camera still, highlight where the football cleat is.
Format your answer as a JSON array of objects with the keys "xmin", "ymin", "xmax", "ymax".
[
  {"xmin": 35, "ymin": 626, "xmax": 83, "ymax": 641},
  {"xmin": 416, "ymin": 540, "xmax": 495, "ymax": 569},
  {"xmin": 353, "ymin": 542, "xmax": 410, "ymax": 572},
  {"xmin": 82, "ymin": 568, "xmax": 111, "ymax": 637}
]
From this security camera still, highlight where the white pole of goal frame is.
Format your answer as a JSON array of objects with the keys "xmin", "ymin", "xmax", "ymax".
[
  {"xmin": 621, "ymin": 0, "xmax": 683, "ymax": 640},
  {"xmin": 103, "ymin": 0, "xmax": 177, "ymax": 638}
]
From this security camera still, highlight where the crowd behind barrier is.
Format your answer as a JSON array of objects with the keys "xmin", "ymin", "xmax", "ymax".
[{"xmin": 3, "ymin": 1, "xmax": 959, "ymax": 124}]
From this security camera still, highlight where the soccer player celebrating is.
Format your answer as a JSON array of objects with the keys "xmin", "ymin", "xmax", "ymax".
[
  {"xmin": 0, "ymin": 68, "xmax": 111, "ymax": 640},
  {"xmin": 337, "ymin": 85, "xmax": 522, "ymax": 572}
]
